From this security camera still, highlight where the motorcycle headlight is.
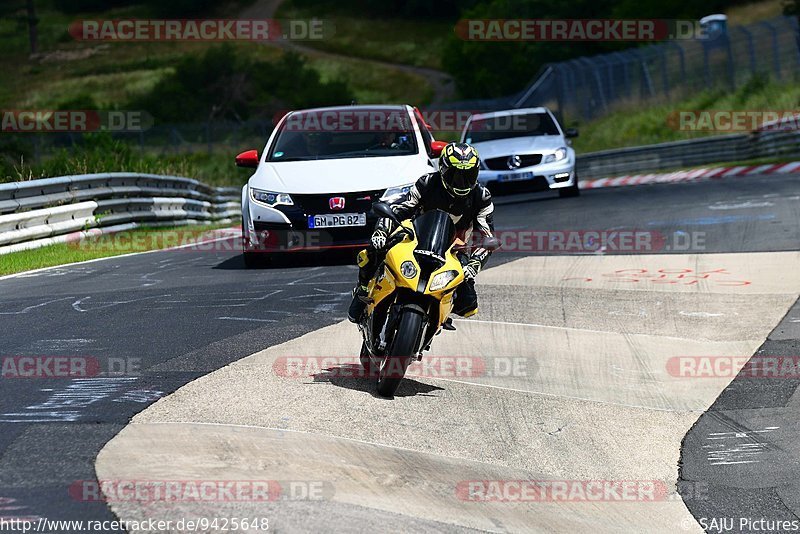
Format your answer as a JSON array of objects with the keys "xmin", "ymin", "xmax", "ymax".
[
  {"xmin": 429, "ymin": 270, "xmax": 459, "ymax": 291},
  {"xmin": 544, "ymin": 147, "xmax": 567, "ymax": 164},
  {"xmin": 400, "ymin": 261, "xmax": 417, "ymax": 279},
  {"xmin": 381, "ymin": 183, "xmax": 414, "ymax": 202},
  {"xmin": 250, "ymin": 188, "xmax": 294, "ymax": 207}
]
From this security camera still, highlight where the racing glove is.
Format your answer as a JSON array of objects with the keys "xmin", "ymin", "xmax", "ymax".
[
  {"xmin": 463, "ymin": 258, "xmax": 482, "ymax": 280},
  {"xmin": 371, "ymin": 228, "xmax": 388, "ymax": 250}
]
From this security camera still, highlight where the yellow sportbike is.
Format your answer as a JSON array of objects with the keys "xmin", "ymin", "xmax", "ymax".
[{"xmin": 357, "ymin": 202, "xmax": 498, "ymax": 397}]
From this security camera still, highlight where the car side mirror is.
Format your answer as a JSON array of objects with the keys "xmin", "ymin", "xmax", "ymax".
[
  {"xmin": 235, "ymin": 149, "xmax": 259, "ymax": 168},
  {"xmin": 430, "ymin": 140, "xmax": 447, "ymax": 157},
  {"xmin": 564, "ymin": 128, "xmax": 579, "ymax": 139}
]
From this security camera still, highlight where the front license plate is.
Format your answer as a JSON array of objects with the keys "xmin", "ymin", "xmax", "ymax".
[
  {"xmin": 308, "ymin": 213, "xmax": 367, "ymax": 228},
  {"xmin": 498, "ymin": 171, "xmax": 535, "ymax": 182}
]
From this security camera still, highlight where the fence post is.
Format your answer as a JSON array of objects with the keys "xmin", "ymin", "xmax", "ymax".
[
  {"xmin": 595, "ymin": 55, "xmax": 615, "ymax": 104},
  {"xmin": 578, "ymin": 57, "xmax": 606, "ymax": 115},
  {"xmin": 555, "ymin": 64, "xmax": 566, "ymax": 123},
  {"xmin": 738, "ymin": 26, "xmax": 757, "ymax": 77},
  {"xmin": 615, "ymin": 52, "xmax": 632, "ymax": 98},
  {"xmin": 760, "ymin": 21, "xmax": 782, "ymax": 80},
  {"xmin": 657, "ymin": 46, "xmax": 669, "ymax": 98},
  {"xmin": 637, "ymin": 49, "xmax": 655, "ymax": 100},
  {"xmin": 562, "ymin": 62, "xmax": 578, "ymax": 121},
  {"xmin": 725, "ymin": 35, "xmax": 736, "ymax": 91},
  {"xmin": 789, "ymin": 15, "xmax": 800, "ymax": 69},
  {"xmin": 668, "ymin": 42, "xmax": 686, "ymax": 98}
]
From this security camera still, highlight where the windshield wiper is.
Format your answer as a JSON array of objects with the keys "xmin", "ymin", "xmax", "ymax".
[{"xmin": 270, "ymin": 156, "xmax": 311, "ymax": 162}]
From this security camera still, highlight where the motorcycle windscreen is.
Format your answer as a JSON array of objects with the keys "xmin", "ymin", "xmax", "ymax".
[{"xmin": 413, "ymin": 209, "xmax": 456, "ymax": 263}]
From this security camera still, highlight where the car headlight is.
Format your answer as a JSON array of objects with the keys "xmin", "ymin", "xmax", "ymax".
[
  {"xmin": 544, "ymin": 147, "xmax": 567, "ymax": 164},
  {"xmin": 429, "ymin": 270, "xmax": 459, "ymax": 291},
  {"xmin": 250, "ymin": 188, "xmax": 294, "ymax": 207},
  {"xmin": 381, "ymin": 183, "xmax": 414, "ymax": 202}
]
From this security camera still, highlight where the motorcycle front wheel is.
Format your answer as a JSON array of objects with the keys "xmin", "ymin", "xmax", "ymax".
[{"xmin": 376, "ymin": 309, "xmax": 423, "ymax": 397}]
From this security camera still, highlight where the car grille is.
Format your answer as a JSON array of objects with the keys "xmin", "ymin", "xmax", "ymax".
[
  {"xmin": 291, "ymin": 189, "xmax": 386, "ymax": 215},
  {"xmin": 484, "ymin": 154, "xmax": 543, "ymax": 171}
]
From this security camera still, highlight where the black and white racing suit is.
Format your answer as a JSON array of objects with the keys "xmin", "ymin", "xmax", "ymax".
[{"xmin": 357, "ymin": 171, "xmax": 495, "ymax": 316}]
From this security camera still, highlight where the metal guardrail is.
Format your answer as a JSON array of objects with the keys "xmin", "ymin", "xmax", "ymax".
[
  {"xmin": 576, "ymin": 128, "xmax": 800, "ymax": 179},
  {"xmin": 0, "ymin": 173, "xmax": 240, "ymax": 254}
]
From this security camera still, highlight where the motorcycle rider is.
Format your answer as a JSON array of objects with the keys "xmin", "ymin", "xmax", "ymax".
[{"xmin": 347, "ymin": 141, "xmax": 495, "ymax": 323}]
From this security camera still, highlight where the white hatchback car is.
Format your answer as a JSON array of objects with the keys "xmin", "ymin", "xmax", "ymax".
[
  {"xmin": 237, "ymin": 105, "xmax": 446, "ymax": 266},
  {"xmin": 460, "ymin": 107, "xmax": 579, "ymax": 198}
]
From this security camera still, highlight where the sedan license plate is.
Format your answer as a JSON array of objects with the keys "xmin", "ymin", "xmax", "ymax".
[
  {"xmin": 308, "ymin": 213, "xmax": 366, "ymax": 228},
  {"xmin": 498, "ymin": 171, "xmax": 535, "ymax": 182}
]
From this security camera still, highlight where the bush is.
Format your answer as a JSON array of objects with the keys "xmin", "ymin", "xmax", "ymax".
[
  {"xmin": 131, "ymin": 45, "xmax": 353, "ymax": 123},
  {"xmin": 283, "ymin": 0, "xmax": 479, "ymax": 19},
  {"xmin": 53, "ymin": 0, "xmax": 227, "ymax": 16}
]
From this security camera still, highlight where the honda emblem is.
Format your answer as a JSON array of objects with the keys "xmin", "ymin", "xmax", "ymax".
[{"xmin": 329, "ymin": 197, "xmax": 345, "ymax": 210}]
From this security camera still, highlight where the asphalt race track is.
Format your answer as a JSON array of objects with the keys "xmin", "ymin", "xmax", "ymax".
[{"xmin": 1, "ymin": 173, "xmax": 798, "ymax": 532}]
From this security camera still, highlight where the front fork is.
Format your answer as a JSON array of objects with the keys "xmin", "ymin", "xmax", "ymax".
[{"xmin": 360, "ymin": 299, "xmax": 434, "ymax": 361}]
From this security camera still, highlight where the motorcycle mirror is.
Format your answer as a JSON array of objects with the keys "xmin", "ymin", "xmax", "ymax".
[
  {"xmin": 372, "ymin": 202, "xmax": 401, "ymax": 226},
  {"xmin": 483, "ymin": 236, "xmax": 501, "ymax": 251}
]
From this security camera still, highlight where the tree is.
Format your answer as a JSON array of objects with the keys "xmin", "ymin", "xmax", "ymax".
[{"xmin": 26, "ymin": 0, "xmax": 38, "ymax": 55}]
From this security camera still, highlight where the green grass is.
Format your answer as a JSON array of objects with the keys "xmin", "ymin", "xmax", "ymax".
[
  {"xmin": 0, "ymin": 3, "xmax": 434, "ymax": 113},
  {"xmin": 277, "ymin": 1, "xmax": 450, "ymax": 70},
  {"xmin": 3, "ymin": 149, "xmax": 249, "ymax": 187},
  {"xmin": 571, "ymin": 76, "xmax": 800, "ymax": 154},
  {"xmin": 0, "ymin": 223, "xmax": 234, "ymax": 276},
  {"xmin": 23, "ymin": 68, "xmax": 174, "ymax": 108},
  {"xmin": 306, "ymin": 53, "xmax": 433, "ymax": 105}
]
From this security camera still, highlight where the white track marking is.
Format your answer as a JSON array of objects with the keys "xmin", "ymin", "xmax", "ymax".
[
  {"xmin": 217, "ymin": 317, "xmax": 278, "ymax": 323},
  {"xmin": 0, "ymin": 296, "xmax": 76, "ymax": 315}
]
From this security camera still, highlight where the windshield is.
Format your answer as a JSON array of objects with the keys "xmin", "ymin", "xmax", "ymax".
[
  {"xmin": 413, "ymin": 210, "xmax": 456, "ymax": 262},
  {"xmin": 268, "ymin": 109, "xmax": 419, "ymax": 161},
  {"xmin": 464, "ymin": 112, "xmax": 561, "ymax": 143}
]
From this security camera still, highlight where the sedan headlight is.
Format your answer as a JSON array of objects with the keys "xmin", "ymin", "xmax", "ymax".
[
  {"xmin": 544, "ymin": 147, "xmax": 567, "ymax": 164},
  {"xmin": 250, "ymin": 188, "xmax": 294, "ymax": 207},
  {"xmin": 381, "ymin": 183, "xmax": 414, "ymax": 202},
  {"xmin": 429, "ymin": 270, "xmax": 459, "ymax": 291}
]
